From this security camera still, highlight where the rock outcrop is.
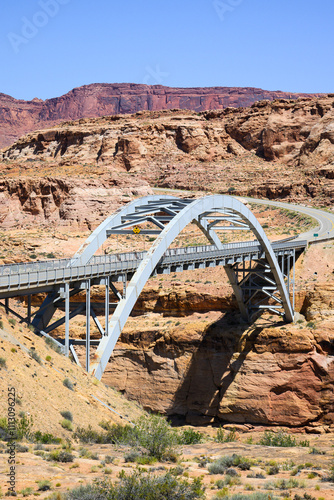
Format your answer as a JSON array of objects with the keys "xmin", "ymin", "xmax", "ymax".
[
  {"xmin": 100, "ymin": 283, "xmax": 334, "ymax": 428},
  {"xmin": 0, "ymin": 83, "xmax": 324, "ymax": 149},
  {"xmin": 0, "ymin": 175, "xmax": 152, "ymax": 229},
  {"xmin": 2, "ymin": 95, "xmax": 334, "ymax": 206}
]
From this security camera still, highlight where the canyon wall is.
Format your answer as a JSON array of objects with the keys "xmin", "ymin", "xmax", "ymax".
[
  {"xmin": 2, "ymin": 95, "xmax": 334, "ymax": 208},
  {"xmin": 99, "ymin": 281, "xmax": 334, "ymax": 430},
  {"xmin": 0, "ymin": 83, "xmax": 324, "ymax": 149}
]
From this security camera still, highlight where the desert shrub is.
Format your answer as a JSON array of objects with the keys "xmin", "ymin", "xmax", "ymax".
[
  {"xmin": 15, "ymin": 414, "xmax": 34, "ymax": 440},
  {"xmin": 60, "ymin": 411, "xmax": 73, "ymax": 422},
  {"xmin": 38, "ymin": 480, "xmax": 52, "ymax": 491},
  {"xmin": 63, "ymin": 483, "xmax": 105, "ymax": 499},
  {"xmin": 208, "ymin": 455, "xmax": 250, "ymax": 475},
  {"xmin": 74, "ymin": 425, "xmax": 105, "ymax": 443},
  {"xmin": 8, "ymin": 318, "xmax": 16, "ymax": 326},
  {"xmin": 20, "ymin": 487, "xmax": 33, "ymax": 497},
  {"xmin": 309, "ymin": 446, "xmax": 325, "ymax": 455},
  {"xmin": 34, "ymin": 431, "xmax": 61, "ymax": 444},
  {"xmin": 91, "ymin": 470, "xmax": 206, "ymax": 500},
  {"xmin": 170, "ymin": 465, "xmax": 184, "ymax": 476},
  {"xmin": 267, "ymin": 464, "xmax": 280, "ymax": 475},
  {"xmin": 76, "ymin": 415, "xmax": 177, "ymax": 460},
  {"xmin": 135, "ymin": 454, "xmax": 157, "ymax": 465},
  {"xmin": 48, "ymin": 449, "xmax": 74, "ymax": 462},
  {"xmin": 178, "ymin": 428, "xmax": 203, "ymax": 445},
  {"xmin": 293, "ymin": 494, "xmax": 316, "ymax": 500},
  {"xmin": 124, "ymin": 450, "xmax": 141, "ymax": 463},
  {"xmin": 0, "ymin": 357, "xmax": 7, "ymax": 368},
  {"xmin": 299, "ymin": 439, "xmax": 310, "ymax": 447},
  {"xmin": 328, "ymin": 463, "xmax": 334, "ymax": 482},
  {"xmin": 135, "ymin": 413, "xmax": 178, "ymax": 460},
  {"xmin": 16, "ymin": 443, "xmax": 29, "ymax": 452},
  {"xmin": 259, "ymin": 430, "xmax": 297, "ymax": 447},
  {"xmin": 46, "ymin": 355, "xmax": 52, "ymax": 362},
  {"xmin": 62, "ymin": 378, "xmax": 74, "ymax": 391},
  {"xmin": 214, "ymin": 494, "xmax": 279, "ymax": 500},
  {"xmin": 215, "ymin": 427, "xmax": 237, "ymax": 443},
  {"xmin": 224, "ymin": 475, "xmax": 241, "ymax": 486},
  {"xmin": 104, "ymin": 422, "xmax": 136, "ymax": 445},
  {"xmin": 45, "ymin": 336, "xmax": 62, "ymax": 354},
  {"xmin": 225, "ymin": 468, "xmax": 239, "ymax": 477},
  {"xmin": 265, "ymin": 478, "xmax": 299, "ymax": 490},
  {"xmin": 74, "ymin": 423, "xmax": 134, "ymax": 444},
  {"xmin": 0, "ymin": 320, "xmax": 3, "ymax": 329},
  {"xmin": 61, "ymin": 419, "xmax": 73, "ymax": 431},
  {"xmin": 29, "ymin": 348, "xmax": 42, "ymax": 364}
]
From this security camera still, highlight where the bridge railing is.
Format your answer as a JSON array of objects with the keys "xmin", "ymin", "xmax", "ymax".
[
  {"xmin": 0, "ymin": 258, "xmax": 72, "ymax": 277},
  {"xmin": 0, "ymin": 239, "xmax": 306, "ymax": 282}
]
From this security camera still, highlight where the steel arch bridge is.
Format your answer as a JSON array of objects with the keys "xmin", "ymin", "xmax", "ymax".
[
  {"xmin": 69, "ymin": 194, "xmax": 295, "ymax": 379},
  {"xmin": 0, "ymin": 194, "xmax": 301, "ymax": 380}
]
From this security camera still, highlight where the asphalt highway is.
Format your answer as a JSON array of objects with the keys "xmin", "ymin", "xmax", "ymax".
[{"xmin": 238, "ymin": 197, "xmax": 334, "ymax": 242}]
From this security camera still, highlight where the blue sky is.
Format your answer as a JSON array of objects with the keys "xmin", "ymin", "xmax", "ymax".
[{"xmin": 1, "ymin": 0, "xmax": 333, "ymax": 100}]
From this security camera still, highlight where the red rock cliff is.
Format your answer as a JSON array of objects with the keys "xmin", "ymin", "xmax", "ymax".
[{"xmin": 0, "ymin": 83, "xmax": 324, "ymax": 148}]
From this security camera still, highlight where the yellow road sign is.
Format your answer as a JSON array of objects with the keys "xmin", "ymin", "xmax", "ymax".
[{"xmin": 133, "ymin": 226, "xmax": 141, "ymax": 234}]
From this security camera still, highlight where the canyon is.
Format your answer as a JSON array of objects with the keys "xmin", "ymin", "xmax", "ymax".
[{"xmin": 0, "ymin": 91, "xmax": 334, "ymax": 431}]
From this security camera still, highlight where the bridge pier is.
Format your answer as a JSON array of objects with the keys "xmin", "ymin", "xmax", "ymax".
[{"xmin": 85, "ymin": 280, "xmax": 91, "ymax": 372}]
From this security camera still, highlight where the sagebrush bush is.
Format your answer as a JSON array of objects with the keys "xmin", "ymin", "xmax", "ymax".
[
  {"xmin": 38, "ymin": 479, "xmax": 52, "ymax": 491},
  {"xmin": 208, "ymin": 454, "xmax": 251, "ymax": 475},
  {"xmin": 48, "ymin": 449, "xmax": 74, "ymax": 462},
  {"xmin": 60, "ymin": 411, "xmax": 73, "ymax": 422},
  {"xmin": 20, "ymin": 487, "xmax": 33, "ymax": 496},
  {"xmin": 45, "ymin": 336, "xmax": 63, "ymax": 354},
  {"xmin": 29, "ymin": 348, "xmax": 42, "ymax": 364},
  {"xmin": 0, "ymin": 357, "xmax": 7, "ymax": 368},
  {"xmin": 61, "ymin": 419, "xmax": 73, "ymax": 431},
  {"xmin": 259, "ymin": 430, "xmax": 297, "ymax": 447},
  {"xmin": 214, "ymin": 494, "xmax": 279, "ymax": 500},
  {"xmin": 62, "ymin": 378, "xmax": 74, "ymax": 391},
  {"xmin": 64, "ymin": 470, "xmax": 205, "ymax": 500}
]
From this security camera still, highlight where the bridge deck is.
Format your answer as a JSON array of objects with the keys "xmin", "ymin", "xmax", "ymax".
[{"xmin": 0, "ymin": 239, "xmax": 306, "ymax": 299}]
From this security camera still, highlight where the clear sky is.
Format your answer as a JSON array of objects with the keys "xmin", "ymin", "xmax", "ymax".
[{"xmin": 1, "ymin": 0, "xmax": 333, "ymax": 100}]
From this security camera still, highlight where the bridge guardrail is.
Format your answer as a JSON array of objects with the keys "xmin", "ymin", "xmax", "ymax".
[{"xmin": 0, "ymin": 239, "xmax": 307, "ymax": 295}]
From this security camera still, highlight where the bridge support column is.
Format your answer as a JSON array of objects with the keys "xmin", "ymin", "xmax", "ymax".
[
  {"xmin": 105, "ymin": 277, "xmax": 109, "ymax": 337},
  {"xmin": 122, "ymin": 274, "xmax": 127, "ymax": 299},
  {"xmin": 60, "ymin": 283, "xmax": 70, "ymax": 357},
  {"xmin": 85, "ymin": 280, "xmax": 91, "ymax": 372},
  {"xmin": 224, "ymin": 265, "xmax": 248, "ymax": 321},
  {"xmin": 292, "ymin": 250, "xmax": 295, "ymax": 311},
  {"xmin": 27, "ymin": 295, "xmax": 31, "ymax": 325}
]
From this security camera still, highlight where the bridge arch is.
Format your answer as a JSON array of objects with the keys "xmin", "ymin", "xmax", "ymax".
[{"xmin": 83, "ymin": 195, "xmax": 293, "ymax": 380}]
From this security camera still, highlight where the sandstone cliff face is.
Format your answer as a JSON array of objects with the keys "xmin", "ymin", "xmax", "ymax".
[
  {"xmin": 100, "ymin": 283, "xmax": 334, "ymax": 429},
  {"xmin": 0, "ymin": 83, "xmax": 324, "ymax": 149},
  {"xmin": 0, "ymin": 175, "xmax": 152, "ymax": 229},
  {"xmin": 2, "ymin": 95, "xmax": 334, "ymax": 206}
]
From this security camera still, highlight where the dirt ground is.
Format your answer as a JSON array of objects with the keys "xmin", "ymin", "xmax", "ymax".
[{"xmin": 1, "ymin": 430, "xmax": 334, "ymax": 499}]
